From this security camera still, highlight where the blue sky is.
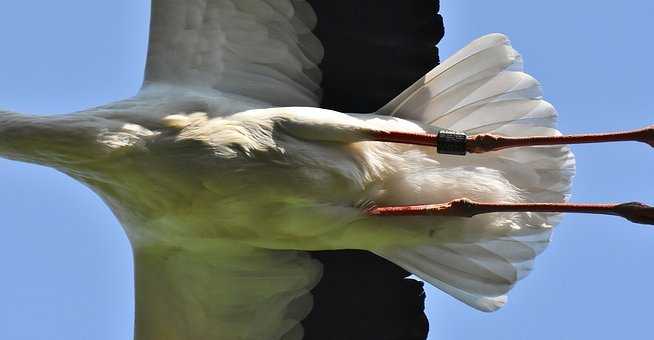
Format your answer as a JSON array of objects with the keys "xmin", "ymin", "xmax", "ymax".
[{"xmin": 0, "ymin": 1, "xmax": 652, "ymax": 339}]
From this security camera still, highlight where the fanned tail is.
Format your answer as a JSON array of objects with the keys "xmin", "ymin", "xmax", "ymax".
[{"xmin": 375, "ymin": 34, "xmax": 575, "ymax": 312}]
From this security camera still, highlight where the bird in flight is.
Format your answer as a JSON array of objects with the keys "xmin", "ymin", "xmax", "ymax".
[{"xmin": 0, "ymin": 1, "xmax": 652, "ymax": 339}]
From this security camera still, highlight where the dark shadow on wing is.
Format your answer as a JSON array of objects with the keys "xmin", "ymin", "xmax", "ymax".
[{"xmin": 303, "ymin": 1, "xmax": 444, "ymax": 339}]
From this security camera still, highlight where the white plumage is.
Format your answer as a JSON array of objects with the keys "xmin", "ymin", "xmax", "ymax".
[
  {"xmin": 145, "ymin": 0, "xmax": 323, "ymax": 106},
  {"xmin": 377, "ymin": 33, "xmax": 575, "ymax": 311},
  {"xmin": 0, "ymin": 1, "xmax": 575, "ymax": 339}
]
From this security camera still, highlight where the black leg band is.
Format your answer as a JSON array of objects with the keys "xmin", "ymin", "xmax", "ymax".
[{"xmin": 437, "ymin": 130, "xmax": 468, "ymax": 155}]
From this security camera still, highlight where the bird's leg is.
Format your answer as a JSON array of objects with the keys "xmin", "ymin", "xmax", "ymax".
[
  {"xmin": 368, "ymin": 125, "xmax": 653, "ymax": 155},
  {"xmin": 367, "ymin": 199, "xmax": 654, "ymax": 226},
  {"xmin": 466, "ymin": 125, "xmax": 654, "ymax": 154}
]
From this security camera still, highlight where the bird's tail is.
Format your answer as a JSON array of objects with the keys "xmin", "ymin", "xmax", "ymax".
[{"xmin": 374, "ymin": 34, "xmax": 575, "ymax": 312}]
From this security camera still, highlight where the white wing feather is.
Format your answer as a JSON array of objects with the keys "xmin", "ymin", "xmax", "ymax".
[
  {"xmin": 144, "ymin": 0, "xmax": 323, "ymax": 106},
  {"xmin": 131, "ymin": 2, "xmax": 325, "ymax": 338},
  {"xmin": 134, "ymin": 242, "xmax": 321, "ymax": 340}
]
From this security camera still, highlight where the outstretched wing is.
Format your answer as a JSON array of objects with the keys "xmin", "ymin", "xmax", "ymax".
[
  {"xmin": 138, "ymin": 1, "xmax": 443, "ymax": 339},
  {"xmin": 134, "ymin": 242, "xmax": 321, "ymax": 340},
  {"xmin": 133, "ymin": 2, "xmax": 325, "ymax": 339},
  {"xmin": 144, "ymin": 0, "xmax": 323, "ymax": 106}
]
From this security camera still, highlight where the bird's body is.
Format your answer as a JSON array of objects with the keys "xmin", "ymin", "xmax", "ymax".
[
  {"xmin": 1, "ymin": 86, "xmax": 535, "ymax": 337},
  {"xmin": 1, "ymin": 86, "xmax": 518, "ymax": 250},
  {"xmin": 1, "ymin": 1, "xmax": 582, "ymax": 338},
  {"xmin": 1, "ymin": 34, "xmax": 573, "ymax": 318}
]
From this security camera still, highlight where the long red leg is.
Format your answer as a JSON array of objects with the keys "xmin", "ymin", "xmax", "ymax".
[
  {"xmin": 466, "ymin": 125, "xmax": 654, "ymax": 154},
  {"xmin": 367, "ymin": 199, "xmax": 654, "ymax": 226},
  {"xmin": 368, "ymin": 125, "xmax": 653, "ymax": 155}
]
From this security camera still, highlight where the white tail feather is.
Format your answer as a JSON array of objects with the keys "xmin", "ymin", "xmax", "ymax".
[{"xmin": 375, "ymin": 34, "xmax": 575, "ymax": 311}]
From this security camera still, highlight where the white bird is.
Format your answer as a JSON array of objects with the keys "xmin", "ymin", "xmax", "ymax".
[{"xmin": 1, "ymin": 1, "xmax": 652, "ymax": 340}]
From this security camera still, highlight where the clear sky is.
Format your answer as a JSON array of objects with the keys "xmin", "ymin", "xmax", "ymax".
[{"xmin": 0, "ymin": 1, "xmax": 652, "ymax": 339}]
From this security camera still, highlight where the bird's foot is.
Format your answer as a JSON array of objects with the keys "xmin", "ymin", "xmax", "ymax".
[
  {"xmin": 614, "ymin": 202, "xmax": 654, "ymax": 225},
  {"xmin": 367, "ymin": 198, "xmax": 654, "ymax": 226}
]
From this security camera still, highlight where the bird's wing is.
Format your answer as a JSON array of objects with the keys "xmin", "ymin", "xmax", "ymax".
[
  {"xmin": 143, "ymin": 0, "xmax": 323, "ymax": 106},
  {"xmin": 133, "ymin": 241, "xmax": 321, "ymax": 340}
]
